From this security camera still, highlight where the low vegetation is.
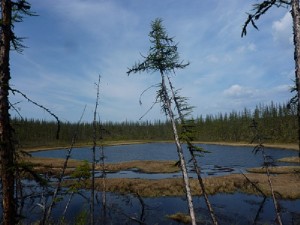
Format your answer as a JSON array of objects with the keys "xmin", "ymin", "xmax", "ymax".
[
  {"xmin": 247, "ymin": 166, "xmax": 300, "ymax": 174},
  {"xmin": 19, "ymin": 156, "xmax": 180, "ymax": 175},
  {"xmin": 166, "ymin": 213, "xmax": 192, "ymax": 224},
  {"xmin": 20, "ymin": 156, "xmax": 300, "ymax": 199},
  {"xmin": 61, "ymin": 173, "xmax": 300, "ymax": 199},
  {"xmin": 277, "ymin": 156, "xmax": 300, "ymax": 163}
]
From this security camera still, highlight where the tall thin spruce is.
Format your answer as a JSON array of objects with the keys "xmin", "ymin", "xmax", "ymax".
[
  {"xmin": 127, "ymin": 18, "xmax": 196, "ymax": 225},
  {"xmin": 0, "ymin": 1, "xmax": 34, "ymax": 224},
  {"xmin": 242, "ymin": 0, "xmax": 300, "ymax": 158},
  {"xmin": 0, "ymin": 2, "xmax": 15, "ymax": 224}
]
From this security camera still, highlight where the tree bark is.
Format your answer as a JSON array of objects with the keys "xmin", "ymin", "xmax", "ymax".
[
  {"xmin": 291, "ymin": 0, "xmax": 300, "ymax": 158},
  {"xmin": 166, "ymin": 75, "xmax": 218, "ymax": 225},
  {"xmin": 161, "ymin": 74, "xmax": 197, "ymax": 225},
  {"xmin": 0, "ymin": 1, "xmax": 16, "ymax": 224}
]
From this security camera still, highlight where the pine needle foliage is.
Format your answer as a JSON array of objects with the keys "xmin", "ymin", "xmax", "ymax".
[
  {"xmin": 127, "ymin": 18, "xmax": 197, "ymax": 225},
  {"xmin": 127, "ymin": 18, "xmax": 189, "ymax": 75}
]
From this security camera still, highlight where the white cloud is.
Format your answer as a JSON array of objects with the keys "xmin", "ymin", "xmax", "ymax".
[
  {"xmin": 272, "ymin": 12, "xmax": 293, "ymax": 44},
  {"xmin": 9, "ymin": 0, "xmax": 295, "ymax": 122},
  {"xmin": 223, "ymin": 84, "xmax": 256, "ymax": 98},
  {"xmin": 237, "ymin": 43, "xmax": 256, "ymax": 53}
]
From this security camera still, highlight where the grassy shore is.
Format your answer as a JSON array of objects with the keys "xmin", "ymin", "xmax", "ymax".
[
  {"xmin": 20, "ymin": 157, "xmax": 180, "ymax": 175},
  {"xmin": 17, "ymin": 140, "xmax": 300, "ymax": 201},
  {"xmin": 20, "ymin": 155, "xmax": 300, "ymax": 200}
]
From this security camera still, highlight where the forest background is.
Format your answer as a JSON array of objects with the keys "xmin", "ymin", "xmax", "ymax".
[{"xmin": 13, "ymin": 101, "xmax": 297, "ymax": 148}]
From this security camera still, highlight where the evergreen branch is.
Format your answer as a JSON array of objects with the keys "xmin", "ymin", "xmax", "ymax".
[{"xmin": 10, "ymin": 88, "xmax": 60, "ymax": 139}]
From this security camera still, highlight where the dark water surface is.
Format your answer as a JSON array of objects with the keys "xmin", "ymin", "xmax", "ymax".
[
  {"xmin": 14, "ymin": 187, "xmax": 300, "ymax": 225},
  {"xmin": 26, "ymin": 143, "xmax": 300, "ymax": 224},
  {"xmin": 32, "ymin": 143, "xmax": 298, "ymax": 177}
]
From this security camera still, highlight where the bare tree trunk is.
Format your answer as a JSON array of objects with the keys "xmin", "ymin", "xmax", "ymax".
[
  {"xmin": 166, "ymin": 75, "xmax": 218, "ymax": 225},
  {"xmin": 265, "ymin": 166, "xmax": 282, "ymax": 225},
  {"xmin": 0, "ymin": 1, "xmax": 16, "ymax": 224},
  {"xmin": 291, "ymin": 0, "xmax": 300, "ymax": 158},
  {"xmin": 91, "ymin": 75, "xmax": 101, "ymax": 225},
  {"xmin": 160, "ymin": 74, "xmax": 196, "ymax": 225},
  {"xmin": 100, "ymin": 145, "xmax": 107, "ymax": 223}
]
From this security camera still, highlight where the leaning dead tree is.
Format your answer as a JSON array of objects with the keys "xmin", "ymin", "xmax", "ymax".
[
  {"xmin": 127, "ymin": 18, "xmax": 197, "ymax": 225},
  {"xmin": 250, "ymin": 119, "xmax": 283, "ymax": 225},
  {"xmin": 167, "ymin": 75, "xmax": 219, "ymax": 225}
]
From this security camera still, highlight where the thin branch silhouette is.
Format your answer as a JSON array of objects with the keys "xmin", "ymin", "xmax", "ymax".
[{"xmin": 10, "ymin": 88, "xmax": 60, "ymax": 139}]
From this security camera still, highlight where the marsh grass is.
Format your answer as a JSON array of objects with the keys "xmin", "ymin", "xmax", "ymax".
[
  {"xmin": 166, "ymin": 212, "xmax": 191, "ymax": 224},
  {"xmin": 18, "ymin": 157, "xmax": 300, "ymax": 199},
  {"xmin": 19, "ymin": 157, "xmax": 179, "ymax": 175},
  {"xmin": 61, "ymin": 173, "xmax": 300, "ymax": 199},
  {"xmin": 101, "ymin": 160, "xmax": 180, "ymax": 173},
  {"xmin": 277, "ymin": 156, "xmax": 300, "ymax": 163},
  {"xmin": 247, "ymin": 166, "xmax": 300, "ymax": 174}
]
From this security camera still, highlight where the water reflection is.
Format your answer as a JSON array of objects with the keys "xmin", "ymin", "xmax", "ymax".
[
  {"xmin": 25, "ymin": 143, "xmax": 300, "ymax": 224},
  {"xmin": 13, "ymin": 188, "xmax": 300, "ymax": 225}
]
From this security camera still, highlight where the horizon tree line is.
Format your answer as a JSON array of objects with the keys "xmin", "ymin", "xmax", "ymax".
[{"xmin": 11, "ymin": 100, "xmax": 297, "ymax": 147}]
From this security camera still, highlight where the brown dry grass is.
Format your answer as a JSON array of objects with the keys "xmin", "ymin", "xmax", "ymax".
[
  {"xmin": 277, "ymin": 156, "xmax": 300, "ymax": 163},
  {"xmin": 64, "ymin": 173, "xmax": 300, "ymax": 199},
  {"xmin": 166, "ymin": 213, "xmax": 191, "ymax": 224},
  {"xmin": 20, "ymin": 156, "xmax": 300, "ymax": 199},
  {"xmin": 19, "ymin": 157, "xmax": 179, "ymax": 175},
  {"xmin": 100, "ymin": 160, "xmax": 179, "ymax": 173},
  {"xmin": 247, "ymin": 166, "xmax": 300, "ymax": 174},
  {"xmin": 18, "ymin": 157, "xmax": 84, "ymax": 175}
]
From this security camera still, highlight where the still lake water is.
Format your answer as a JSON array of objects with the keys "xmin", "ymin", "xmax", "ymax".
[
  {"xmin": 27, "ymin": 143, "xmax": 300, "ymax": 224},
  {"xmin": 32, "ymin": 143, "xmax": 298, "ymax": 177}
]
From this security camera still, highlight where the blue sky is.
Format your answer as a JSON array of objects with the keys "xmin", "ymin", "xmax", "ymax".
[{"xmin": 10, "ymin": 0, "xmax": 294, "ymax": 123}]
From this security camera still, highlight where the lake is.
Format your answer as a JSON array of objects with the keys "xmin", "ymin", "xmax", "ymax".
[
  {"xmin": 18, "ymin": 143, "xmax": 300, "ymax": 224},
  {"xmin": 32, "ymin": 143, "xmax": 298, "ymax": 177}
]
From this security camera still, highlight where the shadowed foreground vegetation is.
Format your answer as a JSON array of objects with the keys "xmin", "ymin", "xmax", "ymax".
[{"xmin": 63, "ymin": 173, "xmax": 300, "ymax": 199}]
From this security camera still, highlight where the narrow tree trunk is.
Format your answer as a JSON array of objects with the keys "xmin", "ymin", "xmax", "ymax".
[
  {"xmin": 0, "ymin": 1, "xmax": 16, "ymax": 224},
  {"xmin": 161, "ymin": 74, "xmax": 196, "ymax": 225},
  {"xmin": 190, "ymin": 151, "xmax": 219, "ymax": 225},
  {"xmin": 265, "ymin": 166, "xmax": 282, "ymax": 225},
  {"xmin": 91, "ymin": 75, "xmax": 101, "ymax": 225},
  {"xmin": 291, "ymin": 0, "xmax": 300, "ymax": 158},
  {"xmin": 100, "ymin": 145, "xmax": 107, "ymax": 223},
  {"xmin": 167, "ymin": 75, "xmax": 218, "ymax": 225}
]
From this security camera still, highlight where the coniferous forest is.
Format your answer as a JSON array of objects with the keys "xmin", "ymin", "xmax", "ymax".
[{"xmin": 12, "ymin": 101, "xmax": 297, "ymax": 148}]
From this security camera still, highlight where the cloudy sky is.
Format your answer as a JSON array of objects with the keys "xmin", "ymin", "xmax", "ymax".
[{"xmin": 10, "ymin": 0, "xmax": 294, "ymax": 123}]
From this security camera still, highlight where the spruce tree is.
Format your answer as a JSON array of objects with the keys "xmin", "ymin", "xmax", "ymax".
[{"xmin": 127, "ymin": 18, "xmax": 196, "ymax": 225}]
